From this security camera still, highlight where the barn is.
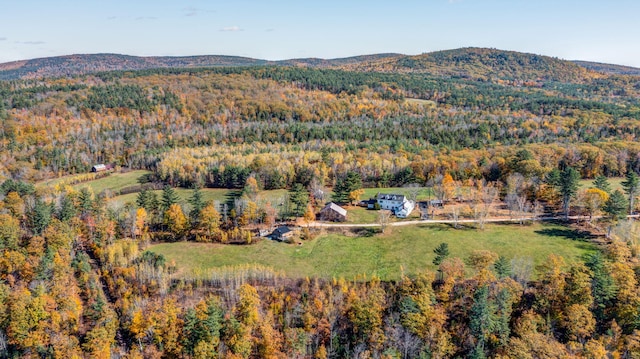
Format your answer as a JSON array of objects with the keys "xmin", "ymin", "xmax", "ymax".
[
  {"xmin": 91, "ymin": 164, "xmax": 107, "ymax": 172},
  {"xmin": 319, "ymin": 202, "xmax": 347, "ymax": 222}
]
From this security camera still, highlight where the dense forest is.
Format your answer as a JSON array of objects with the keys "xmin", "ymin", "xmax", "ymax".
[{"xmin": 1, "ymin": 48, "xmax": 640, "ymax": 357}]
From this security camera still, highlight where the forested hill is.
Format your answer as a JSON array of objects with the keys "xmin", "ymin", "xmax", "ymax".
[
  {"xmin": 0, "ymin": 53, "xmax": 270, "ymax": 80},
  {"xmin": 0, "ymin": 53, "xmax": 402, "ymax": 80},
  {"xmin": 0, "ymin": 47, "xmax": 634, "ymax": 81},
  {"xmin": 342, "ymin": 47, "xmax": 598, "ymax": 82},
  {"xmin": 572, "ymin": 60, "xmax": 640, "ymax": 76}
]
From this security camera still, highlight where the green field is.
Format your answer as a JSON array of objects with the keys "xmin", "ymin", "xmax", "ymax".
[
  {"xmin": 73, "ymin": 170, "xmax": 151, "ymax": 193},
  {"xmin": 579, "ymin": 177, "xmax": 624, "ymax": 192},
  {"xmin": 112, "ymin": 188, "xmax": 289, "ymax": 212},
  {"xmin": 38, "ymin": 170, "xmax": 151, "ymax": 194},
  {"xmin": 405, "ymin": 98, "xmax": 437, "ymax": 107},
  {"xmin": 360, "ymin": 187, "xmax": 435, "ymax": 201},
  {"xmin": 149, "ymin": 222, "xmax": 597, "ymax": 281}
]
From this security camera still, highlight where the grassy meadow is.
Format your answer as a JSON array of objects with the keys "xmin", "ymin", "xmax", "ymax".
[
  {"xmin": 579, "ymin": 177, "xmax": 624, "ymax": 192},
  {"xmin": 149, "ymin": 222, "xmax": 596, "ymax": 281},
  {"xmin": 37, "ymin": 170, "xmax": 151, "ymax": 193}
]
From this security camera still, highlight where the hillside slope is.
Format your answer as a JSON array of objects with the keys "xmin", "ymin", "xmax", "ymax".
[
  {"xmin": 0, "ymin": 48, "xmax": 619, "ymax": 82},
  {"xmin": 342, "ymin": 47, "xmax": 596, "ymax": 82},
  {"xmin": 0, "ymin": 53, "xmax": 271, "ymax": 80},
  {"xmin": 0, "ymin": 53, "xmax": 403, "ymax": 80},
  {"xmin": 572, "ymin": 60, "xmax": 640, "ymax": 76}
]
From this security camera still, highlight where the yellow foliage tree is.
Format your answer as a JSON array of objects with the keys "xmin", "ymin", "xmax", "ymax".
[
  {"xmin": 164, "ymin": 204, "xmax": 187, "ymax": 240},
  {"xmin": 134, "ymin": 207, "xmax": 148, "ymax": 239},
  {"xmin": 348, "ymin": 188, "xmax": 364, "ymax": 205},
  {"xmin": 582, "ymin": 187, "xmax": 608, "ymax": 222},
  {"xmin": 3, "ymin": 191, "xmax": 24, "ymax": 218}
]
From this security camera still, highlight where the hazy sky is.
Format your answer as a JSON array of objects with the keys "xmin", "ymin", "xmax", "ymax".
[{"xmin": 1, "ymin": 0, "xmax": 639, "ymax": 67}]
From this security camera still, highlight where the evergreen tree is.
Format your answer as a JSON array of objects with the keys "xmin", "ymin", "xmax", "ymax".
[
  {"xmin": 433, "ymin": 242, "xmax": 450, "ymax": 266},
  {"xmin": 545, "ymin": 168, "xmax": 561, "ymax": 187},
  {"xmin": 182, "ymin": 297, "xmax": 224, "ymax": 356},
  {"xmin": 78, "ymin": 187, "xmax": 93, "ymax": 216},
  {"xmin": 585, "ymin": 253, "xmax": 617, "ymax": 327},
  {"xmin": 28, "ymin": 197, "xmax": 51, "ymax": 235},
  {"xmin": 189, "ymin": 187, "xmax": 205, "ymax": 223},
  {"xmin": 469, "ymin": 286, "xmax": 494, "ymax": 359},
  {"xmin": 621, "ymin": 170, "xmax": 640, "ymax": 214},
  {"xmin": 603, "ymin": 190, "xmax": 628, "ymax": 221},
  {"xmin": 333, "ymin": 171, "xmax": 362, "ymax": 204},
  {"xmin": 161, "ymin": 185, "xmax": 179, "ymax": 212},
  {"xmin": 0, "ymin": 179, "xmax": 35, "ymax": 197},
  {"xmin": 592, "ymin": 175, "xmax": 611, "ymax": 193},
  {"xmin": 57, "ymin": 193, "xmax": 77, "ymax": 222},
  {"xmin": 289, "ymin": 183, "xmax": 309, "ymax": 217},
  {"xmin": 494, "ymin": 256, "xmax": 512, "ymax": 279},
  {"xmin": 136, "ymin": 188, "xmax": 151, "ymax": 209},
  {"xmin": 494, "ymin": 288, "xmax": 512, "ymax": 347},
  {"xmin": 548, "ymin": 167, "xmax": 580, "ymax": 219}
]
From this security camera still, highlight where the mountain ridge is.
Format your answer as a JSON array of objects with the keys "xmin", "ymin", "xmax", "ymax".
[{"xmin": 0, "ymin": 48, "xmax": 637, "ymax": 81}]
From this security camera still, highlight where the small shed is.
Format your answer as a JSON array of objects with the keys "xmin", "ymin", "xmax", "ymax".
[
  {"xmin": 319, "ymin": 202, "xmax": 347, "ymax": 222},
  {"xmin": 91, "ymin": 164, "xmax": 107, "ymax": 172},
  {"xmin": 359, "ymin": 198, "xmax": 377, "ymax": 209},
  {"xmin": 271, "ymin": 226, "xmax": 295, "ymax": 241}
]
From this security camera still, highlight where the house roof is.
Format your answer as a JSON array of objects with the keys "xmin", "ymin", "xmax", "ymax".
[
  {"xmin": 322, "ymin": 202, "xmax": 347, "ymax": 216},
  {"xmin": 377, "ymin": 193, "xmax": 406, "ymax": 202},
  {"xmin": 272, "ymin": 226, "xmax": 292, "ymax": 236}
]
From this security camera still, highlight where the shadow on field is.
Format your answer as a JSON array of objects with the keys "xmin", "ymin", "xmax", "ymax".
[
  {"xmin": 423, "ymin": 223, "xmax": 475, "ymax": 231},
  {"xmin": 534, "ymin": 227, "xmax": 596, "ymax": 242},
  {"xmin": 350, "ymin": 228, "xmax": 380, "ymax": 237}
]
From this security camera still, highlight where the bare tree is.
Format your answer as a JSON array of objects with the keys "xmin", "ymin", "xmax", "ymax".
[
  {"xmin": 505, "ymin": 173, "xmax": 526, "ymax": 219},
  {"xmin": 432, "ymin": 174, "xmax": 445, "ymax": 203},
  {"xmin": 450, "ymin": 205, "xmax": 461, "ymax": 229},
  {"xmin": 533, "ymin": 200, "xmax": 544, "ymax": 220},
  {"xmin": 385, "ymin": 315, "xmax": 422, "ymax": 359},
  {"xmin": 378, "ymin": 210, "xmax": 392, "ymax": 233},
  {"xmin": 403, "ymin": 183, "xmax": 422, "ymax": 202},
  {"xmin": 309, "ymin": 178, "xmax": 327, "ymax": 204},
  {"xmin": 479, "ymin": 183, "xmax": 498, "ymax": 228},
  {"xmin": 510, "ymin": 257, "xmax": 534, "ymax": 288},
  {"xmin": 515, "ymin": 194, "xmax": 530, "ymax": 225}
]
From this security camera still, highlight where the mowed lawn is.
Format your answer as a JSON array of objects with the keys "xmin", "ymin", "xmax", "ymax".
[
  {"xmin": 149, "ymin": 222, "xmax": 597, "ymax": 281},
  {"xmin": 112, "ymin": 188, "xmax": 289, "ymax": 213},
  {"xmin": 579, "ymin": 177, "xmax": 624, "ymax": 192},
  {"xmin": 73, "ymin": 170, "xmax": 151, "ymax": 193},
  {"xmin": 38, "ymin": 170, "xmax": 151, "ymax": 193},
  {"xmin": 360, "ymin": 187, "xmax": 435, "ymax": 201}
]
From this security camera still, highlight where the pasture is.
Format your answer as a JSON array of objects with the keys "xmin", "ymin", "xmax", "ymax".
[{"xmin": 149, "ymin": 222, "xmax": 596, "ymax": 281}]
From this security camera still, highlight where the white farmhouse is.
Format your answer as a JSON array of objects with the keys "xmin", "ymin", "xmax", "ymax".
[{"xmin": 376, "ymin": 193, "xmax": 415, "ymax": 218}]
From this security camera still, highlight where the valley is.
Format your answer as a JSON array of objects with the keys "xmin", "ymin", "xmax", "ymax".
[{"xmin": 1, "ymin": 47, "xmax": 640, "ymax": 357}]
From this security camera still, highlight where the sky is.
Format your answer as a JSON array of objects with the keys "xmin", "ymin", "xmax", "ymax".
[{"xmin": 1, "ymin": 0, "xmax": 639, "ymax": 67}]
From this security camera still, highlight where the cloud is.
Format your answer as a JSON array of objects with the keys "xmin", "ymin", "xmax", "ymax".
[
  {"xmin": 107, "ymin": 16, "xmax": 118, "ymax": 20},
  {"xmin": 16, "ymin": 41, "xmax": 46, "ymax": 45},
  {"xmin": 135, "ymin": 16, "xmax": 157, "ymax": 21},
  {"xmin": 183, "ymin": 7, "xmax": 201, "ymax": 17},
  {"xmin": 0, "ymin": 37, "xmax": 7, "ymax": 41},
  {"xmin": 265, "ymin": 28, "xmax": 275, "ymax": 32},
  {"xmin": 183, "ymin": 7, "xmax": 214, "ymax": 17},
  {"xmin": 220, "ymin": 26, "xmax": 242, "ymax": 32}
]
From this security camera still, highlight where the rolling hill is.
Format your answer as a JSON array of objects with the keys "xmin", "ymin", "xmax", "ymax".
[
  {"xmin": 340, "ymin": 47, "xmax": 598, "ymax": 82},
  {"xmin": 572, "ymin": 60, "xmax": 640, "ymax": 76},
  {"xmin": 1, "ymin": 47, "xmax": 636, "ymax": 82}
]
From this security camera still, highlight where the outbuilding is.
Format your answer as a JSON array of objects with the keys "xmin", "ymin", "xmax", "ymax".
[
  {"xmin": 91, "ymin": 164, "xmax": 107, "ymax": 172},
  {"xmin": 319, "ymin": 202, "xmax": 347, "ymax": 222},
  {"xmin": 271, "ymin": 226, "xmax": 295, "ymax": 241}
]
